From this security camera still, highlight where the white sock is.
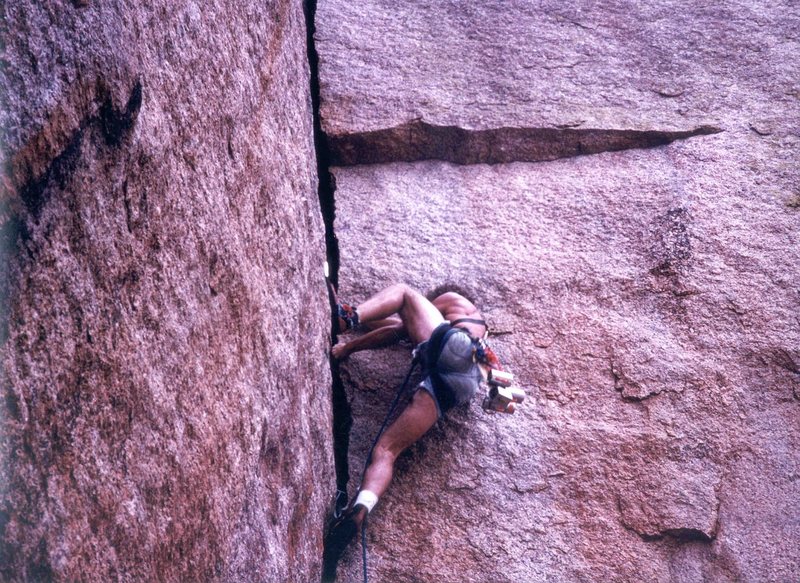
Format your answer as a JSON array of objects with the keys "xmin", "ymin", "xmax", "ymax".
[{"xmin": 354, "ymin": 490, "xmax": 379, "ymax": 513}]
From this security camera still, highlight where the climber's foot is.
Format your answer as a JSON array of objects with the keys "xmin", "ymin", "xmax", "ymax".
[
  {"xmin": 331, "ymin": 341, "xmax": 350, "ymax": 361},
  {"xmin": 322, "ymin": 513, "xmax": 354, "ymax": 582},
  {"xmin": 336, "ymin": 303, "xmax": 359, "ymax": 333},
  {"xmin": 323, "ymin": 506, "xmax": 360, "ymax": 563},
  {"xmin": 326, "ymin": 279, "xmax": 359, "ymax": 334},
  {"xmin": 350, "ymin": 504, "xmax": 367, "ymax": 530}
]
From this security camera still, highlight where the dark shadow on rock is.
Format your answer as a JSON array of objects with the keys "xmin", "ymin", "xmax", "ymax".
[{"xmin": 328, "ymin": 119, "xmax": 723, "ymax": 166}]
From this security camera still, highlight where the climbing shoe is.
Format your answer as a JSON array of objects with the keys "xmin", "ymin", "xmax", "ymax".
[
  {"xmin": 337, "ymin": 302, "xmax": 360, "ymax": 332},
  {"xmin": 325, "ymin": 274, "xmax": 359, "ymax": 333},
  {"xmin": 322, "ymin": 508, "xmax": 359, "ymax": 581}
]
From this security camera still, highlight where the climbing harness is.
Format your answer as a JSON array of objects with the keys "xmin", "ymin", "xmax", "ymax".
[{"xmin": 449, "ymin": 317, "xmax": 487, "ymax": 327}]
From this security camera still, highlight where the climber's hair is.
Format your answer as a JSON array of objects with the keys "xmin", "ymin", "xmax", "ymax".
[{"xmin": 426, "ymin": 283, "xmax": 476, "ymax": 303}]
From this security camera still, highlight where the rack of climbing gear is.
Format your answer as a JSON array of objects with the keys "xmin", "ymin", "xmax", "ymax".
[{"xmin": 481, "ymin": 368, "xmax": 526, "ymax": 414}]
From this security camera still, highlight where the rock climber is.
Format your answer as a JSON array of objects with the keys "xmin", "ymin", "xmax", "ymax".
[
  {"xmin": 328, "ymin": 284, "xmax": 499, "ymax": 538},
  {"xmin": 330, "ymin": 290, "xmax": 486, "ymax": 361}
]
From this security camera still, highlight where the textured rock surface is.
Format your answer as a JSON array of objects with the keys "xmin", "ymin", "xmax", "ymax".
[
  {"xmin": 317, "ymin": 1, "xmax": 800, "ymax": 581},
  {"xmin": 317, "ymin": 0, "xmax": 797, "ymax": 135},
  {"xmin": 1, "ymin": 2, "xmax": 333, "ymax": 581}
]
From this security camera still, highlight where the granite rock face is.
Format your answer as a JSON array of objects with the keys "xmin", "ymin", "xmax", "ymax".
[
  {"xmin": 317, "ymin": 0, "xmax": 796, "ymax": 135},
  {"xmin": 317, "ymin": 1, "xmax": 800, "ymax": 581},
  {"xmin": 1, "ymin": 2, "xmax": 333, "ymax": 581}
]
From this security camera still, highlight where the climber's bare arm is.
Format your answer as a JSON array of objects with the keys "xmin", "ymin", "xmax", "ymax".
[{"xmin": 332, "ymin": 322, "xmax": 407, "ymax": 360}]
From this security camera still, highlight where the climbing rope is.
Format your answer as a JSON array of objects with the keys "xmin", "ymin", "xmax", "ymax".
[
  {"xmin": 361, "ymin": 513, "xmax": 369, "ymax": 583},
  {"xmin": 360, "ymin": 357, "xmax": 420, "ymax": 483},
  {"xmin": 350, "ymin": 326, "xmax": 483, "ymax": 581},
  {"xmin": 357, "ymin": 355, "xmax": 421, "ymax": 583}
]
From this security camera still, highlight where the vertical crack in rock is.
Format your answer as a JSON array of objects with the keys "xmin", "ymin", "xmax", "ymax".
[
  {"xmin": 328, "ymin": 119, "xmax": 723, "ymax": 166},
  {"xmin": 304, "ymin": 0, "xmax": 339, "ymax": 286},
  {"xmin": 303, "ymin": 1, "xmax": 352, "ymax": 577}
]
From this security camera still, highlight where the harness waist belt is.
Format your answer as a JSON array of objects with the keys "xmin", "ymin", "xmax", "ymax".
[{"xmin": 449, "ymin": 318, "xmax": 487, "ymax": 328}]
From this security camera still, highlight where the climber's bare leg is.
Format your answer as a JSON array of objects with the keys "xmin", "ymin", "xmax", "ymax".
[
  {"xmin": 345, "ymin": 285, "xmax": 444, "ymax": 526},
  {"xmin": 352, "ymin": 389, "xmax": 439, "ymax": 526},
  {"xmin": 355, "ymin": 284, "xmax": 444, "ymax": 344},
  {"xmin": 365, "ymin": 316, "xmax": 402, "ymax": 330},
  {"xmin": 332, "ymin": 322, "xmax": 407, "ymax": 360}
]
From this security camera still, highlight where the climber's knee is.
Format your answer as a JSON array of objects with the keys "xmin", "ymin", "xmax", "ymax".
[{"xmin": 371, "ymin": 441, "xmax": 398, "ymax": 468}]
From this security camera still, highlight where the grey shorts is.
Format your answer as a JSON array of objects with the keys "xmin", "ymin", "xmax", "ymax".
[{"xmin": 418, "ymin": 324, "xmax": 482, "ymax": 418}]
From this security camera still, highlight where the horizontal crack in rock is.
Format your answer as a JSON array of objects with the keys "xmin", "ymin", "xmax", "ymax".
[{"xmin": 327, "ymin": 120, "xmax": 723, "ymax": 166}]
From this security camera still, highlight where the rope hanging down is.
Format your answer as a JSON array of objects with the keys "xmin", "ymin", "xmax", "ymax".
[
  {"xmin": 357, "ymin": 356, "xmax": 421, "ymax": 583},
  {"xmin": 361, "ymin": 513, "xmax": 369, "ymax": 583}
]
